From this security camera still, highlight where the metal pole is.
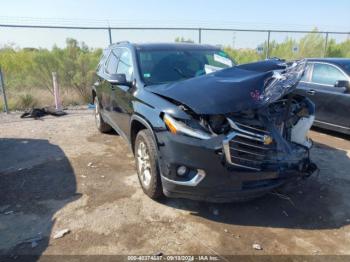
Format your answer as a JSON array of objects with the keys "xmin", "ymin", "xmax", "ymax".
[
  {"xmin": 266, "ymin": 30, "xmax": 271, "ymax": 59},
  {"xmin": 198, "ymin": 28, "xmax": 202, "ymax": 44},
  {"xmin": 0, "ymin": 67, "xmax": 9, "ymax": 114},
  {"xmin": 324, "ymin": 32, "xmax": 329, "ymax": 58},
  {"xmin": 108, "ymin": 27, "xmax": 113, "ymax": 45}
]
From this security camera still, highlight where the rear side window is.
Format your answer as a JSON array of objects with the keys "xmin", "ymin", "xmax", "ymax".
[
  {"xmin": 311, "ymin": 63, "xmax": 347, "ymax": 86},
  {"xmin": 105, "ymin": 52, "xmax": 119, "ymax": 74}
]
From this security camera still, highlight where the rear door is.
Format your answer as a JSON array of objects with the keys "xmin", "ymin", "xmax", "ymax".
[
  {"xmin": 95, "ymin": 49, "xmax": 111, "ymax": 113},
  {"xmin": 297, "ymin": 62, "xmax": 350, "ymax": 128},
  {"xmin": 100, "ymin": 49, "xmax": 120, "ymax": 118}
]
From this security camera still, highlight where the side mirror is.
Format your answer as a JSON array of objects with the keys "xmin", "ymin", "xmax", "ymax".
[
  {"xmin": 108, "ymin": 73, "xmax": 131, "ymax": 86},
  {"xmin": 334, "ymin": 80, "xmax": 350, "ymax": 89}
]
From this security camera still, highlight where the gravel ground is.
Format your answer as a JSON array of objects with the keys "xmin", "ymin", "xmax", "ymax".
[{"xmin": 1, "ymin": 110, "xmax": 350, "ymax": 259}]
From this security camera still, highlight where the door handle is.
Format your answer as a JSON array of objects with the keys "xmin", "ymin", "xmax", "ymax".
[{"xmin": 307, "ymin": 90, "xmax": 316, "ymax": 95}]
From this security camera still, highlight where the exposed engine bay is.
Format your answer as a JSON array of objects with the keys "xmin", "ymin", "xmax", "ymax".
[
  {"xmin": 156, "ymin": 59, "xmax": 317, "ymax": 175},
  {"xmin": 199, "ymin": 94, "xmax": 314, "ymax": 148},
  {"xmin": 194, "ymin": 94, "xmax": 316, "ymax": 172}
]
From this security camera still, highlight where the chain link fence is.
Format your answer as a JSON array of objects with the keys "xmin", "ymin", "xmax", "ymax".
[{"xmin": 1, "ymin": 24, "xmax": 349, "ymax": 112}]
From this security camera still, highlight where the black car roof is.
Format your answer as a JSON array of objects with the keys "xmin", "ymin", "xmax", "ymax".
[
  {"xmin": 109, "ymin": 42, "xmax": 220, "ymax": 51},
  {"xmin": 306, "ymin": 58, "xmax": 350, "ymax": 65}
]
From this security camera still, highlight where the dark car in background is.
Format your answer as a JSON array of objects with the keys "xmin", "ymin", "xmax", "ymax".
[
  {"xmin": 295, "ymin": 58, "xmax": 350, "ymax": 134},
  {"xmin": 92, "ymin": 42, "xmax": 317, "ymax": 202}
]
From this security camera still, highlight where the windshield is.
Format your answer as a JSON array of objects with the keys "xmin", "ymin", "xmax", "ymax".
[{"xmin": 137, "ymin": 49, "xmax": 234, "ymax": 85}]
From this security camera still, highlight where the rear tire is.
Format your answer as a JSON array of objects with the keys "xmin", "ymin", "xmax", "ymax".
[
  {"xmin": 94, "ymin": 96, "xmax": 112, "ymax": 133},
  {"xmin": 134, "ymin": 129, "xmax": 163, "ymax": 199}
]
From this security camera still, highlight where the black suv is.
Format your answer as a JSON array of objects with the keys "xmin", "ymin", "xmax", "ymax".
[{"xmin": 92, "ymin": 42, "xmax": 316, "ymax": 202}]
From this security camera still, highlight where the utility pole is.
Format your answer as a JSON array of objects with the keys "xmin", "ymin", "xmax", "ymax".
[
  {"xmin": 108, "ymin": 27, "xmax": 113, "ymax": 45},
  {"xmin": 266, "ymin": 31, "xmax": 271, "ymax": 59}
]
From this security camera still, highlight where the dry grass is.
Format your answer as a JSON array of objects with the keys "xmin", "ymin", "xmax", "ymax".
[{"xmin": 0, "ymin": 88, "xmax": 88, "ymax": 111}]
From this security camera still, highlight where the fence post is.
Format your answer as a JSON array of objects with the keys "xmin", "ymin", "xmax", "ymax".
[
  {"xmin": 198, "ymin": 28, "xmax": 202, "ymax": 44},
  {"xmin": 52, "ymin": 72, "xmax": 62, "ymax": 111},
  {"xmin": 108, "ymin": 27, "xmax": 113, "ymax": 45},
  {"xmin": 266, "ymin": 30, "xmax": 271, "ymax": 59},
  {"xmin": 324, "ymin": 32, "xmax": 329, "ymax": 57},
  {"xmin": 0, "ymin": 67, "xmax": 9, "ymax": 114}
]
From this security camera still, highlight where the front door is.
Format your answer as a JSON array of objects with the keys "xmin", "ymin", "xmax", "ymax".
[
  {"xmin": 297, "ymin": 62, "xmax": 350, "ymax": 129},
  {"xmin": 109, "ymin": 48, "xmax": 134, "ymax": 136}
]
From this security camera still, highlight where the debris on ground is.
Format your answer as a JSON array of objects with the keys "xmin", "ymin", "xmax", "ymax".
[
  {"xmin": 53, "ymin": 229, "xmax": 70, "ymax": 239},
  {"xmin": 224, "ymin": 229, "xmax": 228, "ymax": 233},
  {"xmin": 4, "ymin": 210, "xmax": 14, "ymax": 215},
  {"xmin": 154, "ymin": 252, "xmax": 163, "ymax": 256},
  {"xmin": 87, "ymin": 162, "xmax": 96, "ymax": 168},
  {"xmin": 252, "ymin": 243, "xmax": 263, "ymax": 250},
  {"xmin": 232, "ymin": 234, "xmax": 240, "ymax": 239},
  {"xmin": 270, "ymin": 191, "xmax": 295, "ymax": 207},
  {"xmin": 20, "ymin": 107, "xmax": 66, "ymax": 119}
]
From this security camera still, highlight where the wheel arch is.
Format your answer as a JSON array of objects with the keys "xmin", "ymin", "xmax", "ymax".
[{"xmin": 130, "ymin": 114, "xmax": 158, "ymax": 155}]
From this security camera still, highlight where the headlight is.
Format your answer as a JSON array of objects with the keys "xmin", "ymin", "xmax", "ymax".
[{"xmin": 163, "ymin": 114, "xmax": 212, "ymax": 140}]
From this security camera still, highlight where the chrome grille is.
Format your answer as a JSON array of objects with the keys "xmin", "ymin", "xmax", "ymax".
[{"xmin": 223, "ymin": 120, "xmax": 275, "ymax": 171}]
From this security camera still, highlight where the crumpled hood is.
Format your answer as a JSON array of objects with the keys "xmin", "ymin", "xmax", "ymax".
[{"xmin": 146, "ymin": 60, "xmax": 306, "ymax": 115}]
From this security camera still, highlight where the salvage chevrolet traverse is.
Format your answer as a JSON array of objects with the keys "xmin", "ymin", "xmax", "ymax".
[{"xmin": 92, "ymin": 42, "xmax": 317, "ymax": 202}]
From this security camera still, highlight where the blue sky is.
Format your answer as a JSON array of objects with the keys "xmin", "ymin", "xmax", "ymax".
[{"xmin": 0, "ymin": 0, "xmax": 349, "ymax": 49}]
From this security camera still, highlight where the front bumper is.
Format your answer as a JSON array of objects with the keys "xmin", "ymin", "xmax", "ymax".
[{"xmin": 156, "ymin": 131, "xmax": 315, "ymax": 202}]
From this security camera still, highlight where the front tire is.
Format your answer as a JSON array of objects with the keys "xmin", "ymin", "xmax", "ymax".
[
  {"xmin": 134, "ymin": 129, "xmax": 163, "ymax": 199},
  {"xmin": 94, "ymin": 96, "xmax": 112, "ymax": 133}
]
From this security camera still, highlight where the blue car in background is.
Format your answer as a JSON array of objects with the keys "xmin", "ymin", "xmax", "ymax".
[{"xmin": 295, "ymin": 58, "xmax": 350, "ymax": 135}]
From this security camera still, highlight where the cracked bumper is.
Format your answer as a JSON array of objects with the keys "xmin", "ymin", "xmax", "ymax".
[{"xmin": 156, "ymin": 131, "xmax": 314, "ymax": 202}]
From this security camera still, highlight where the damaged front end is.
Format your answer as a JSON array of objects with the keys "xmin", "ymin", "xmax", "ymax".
[
  {"xmin": 151, "ymin": 60, "xmax": 317, "ymax": 201},
  {"xmin": 221, "ymin": 95, "xmax": 317, "ymax": 175}
]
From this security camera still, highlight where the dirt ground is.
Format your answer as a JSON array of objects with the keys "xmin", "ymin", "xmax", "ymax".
[{"xmin": 1, "ymin": 109, "xmax": 350, "ymax": 258}]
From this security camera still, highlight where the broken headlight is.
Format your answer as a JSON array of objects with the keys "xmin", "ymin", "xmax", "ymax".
[
  {"xmin": 163, "ymin": 114, "xmax": 212, "ymax": 140},
  {"xmin": 207, "ymin": 115, "xmax": 230, "ymax": 134}
]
